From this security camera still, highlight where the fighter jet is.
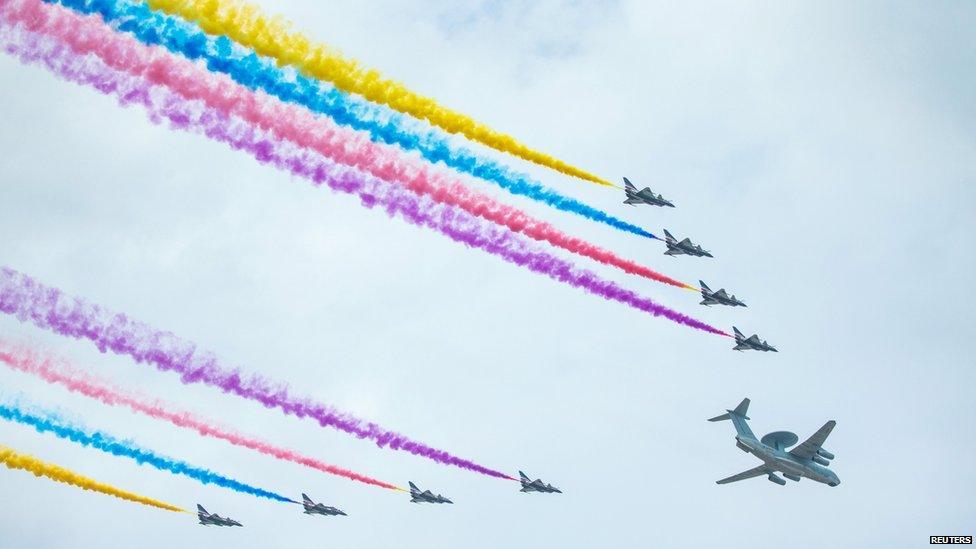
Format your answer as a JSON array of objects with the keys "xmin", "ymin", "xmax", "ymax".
[
  {"xmin": 732, "ymin": 326, "xmax": 777, "ymax": 352},
  {"xmin": 408, "ymin": 481, "xmax": 453, "ymax": 504},
  {"xmin": 709, "ymin": 398, "xmax": 840, "ymax": 487},
  {"xmin": 623, "ymin": 177, "xmax": 674, "ymax": 208},
  {"xmin": 662, "ymin": 229, "xmax": 712, "ymax": 258},
  {"xmin": 699, "ymin": 281, "xmax": 746, "ymax": 307},
  {"xmin": 197, "ymin": 504, "xmax": 243, "ymax": 527},
  {"xmin": 518, "ymin": 471, "xmax": 562, "ymax": 494},
  {"xmin": 301, "ymin": 493, "xmax": 347, "ymax": 517}
]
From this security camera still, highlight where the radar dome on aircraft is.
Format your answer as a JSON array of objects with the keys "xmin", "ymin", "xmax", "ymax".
[{"xmin": 760, "ymin": 431, "xmax": 798, "ymax": 451}]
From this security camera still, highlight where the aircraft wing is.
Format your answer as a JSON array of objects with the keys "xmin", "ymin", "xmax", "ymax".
[
  {"xmin": 745, "ymin": 335, "xmax": 762, "ymax": 345},
  {"xmin": 678, "ymin": 238, "xmax": 693, "ymax": 246},
  {"xmin": 789, "ymin": 421, "xmax": 836, "ymax": 460},
  {"xmin": 716, "ymin": 465, "xmax": 768, "ymax": 484},
  {"xmin": 714, "ymin": 289, "xmax": 729, "ymax": 299},
  {"xmin": 624, "ymin": 197, "xmax": 644, "ymax": 204}
]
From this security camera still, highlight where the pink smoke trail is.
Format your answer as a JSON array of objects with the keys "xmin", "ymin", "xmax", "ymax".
[
  {"xmin": 2, "ymin": 0, "xmax": 697, "ymax": 293},
  {"xmin": 0, "ymin": 21, "xmax": 728, "ymax": 478},
  {"xmin": 0, "ymin": 337, "xmax": 407, "ymax": 492}
]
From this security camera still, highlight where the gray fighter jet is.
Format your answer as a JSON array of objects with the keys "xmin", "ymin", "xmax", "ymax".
[
  {"xmin": 197, "ymin": 504, "xmax": 243, "ymax": 527},
  {"xmin": 699, "ymin": 281, "xmax": 746, "ymax": 307},
  {"xmin": 732, "ymin": 326, "xmax": 777, "ymax": 352},
  {"xmin": 518, "ymin": 471, "xmax": 562, "ymax": 494},
  {"xmin": 709, "ymin": 398, "xmax": 840, "ymax": 487},
  {"xmin": 302, "ymin": 493, "xmax": 347, "ymax": 516},
  {"xmin": 408, "ymin": 481, "xmax": 453, "ymax": 504},
  {"xmin": 623, "ymin": 177, "xmax": 674, "ymax": 208},
  {"xmin": 663, "ymin": 229, "xmax": 713, "ymax": 258}
]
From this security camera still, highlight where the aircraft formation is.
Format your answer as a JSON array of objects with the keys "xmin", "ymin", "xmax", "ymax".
[
  {"xmin": 619, "ymin": 178, "xmax": 839, "ymax": 488},
  {"xmin": 621, "ymin": 177, "xmax": 776, "ymax": 351},
  {"xmin": 0, "ymin": 0, "xmax": 842, "ymax": 534}
]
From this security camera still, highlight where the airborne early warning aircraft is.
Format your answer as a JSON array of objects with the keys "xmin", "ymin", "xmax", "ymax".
[
  {"xmin": 732, "ymin": 327, "xmax": 777, "ymax": 352},
  {"xmin": 622, "ymin": 177, "xmax": 674, "ymax": 208},
  {"xmin": 408, "ymin": 482, "xmax": 453, "ymax": 504},
  {"xmin": 518, "ymin": 471, "xmax": 562, "ymax": 494},
  {"xmin": 301, "ymin": 493, "xmax": 347, "ymax": 516},
  {"xmin": 709, "ymin": 398, "xmax": 840, "ymax": 487},
  {"xmin": 197, "ymin": 504, "xmax": 243, "ymax": 527},
  {"xmin": 662, "ymin": 229, "xmax": 713, "ymax": 258},
  {"xmin": 699, "ymin": 281, "xmax": 747, "ymax": 307}
]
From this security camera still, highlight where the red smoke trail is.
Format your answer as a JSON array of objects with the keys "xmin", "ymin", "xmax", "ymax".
[
  {"xmin": 0, "ymin": 338, "xmax": 407, "ymax": 492},
  {"xmin": 3, "ymin": 0, "xmax": 696, "ymax": 293}
]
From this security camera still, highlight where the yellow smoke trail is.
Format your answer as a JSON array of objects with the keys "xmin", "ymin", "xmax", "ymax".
[
  {"xmin": 146, "ymin": 0, "xmax": 617, "ymax": 188},
  {"xmin": 0, "ymin": 444, "xmax": 187, "ymax": 513}
]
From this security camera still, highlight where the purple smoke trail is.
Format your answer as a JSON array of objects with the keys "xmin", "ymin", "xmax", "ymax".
[
  {"xmin": 0, "ymin": 22, "xmax": 726, "ymax": 336},
  {"xmin": 0, "ymin": 25, "xmax": 725, "ymax": 476}
]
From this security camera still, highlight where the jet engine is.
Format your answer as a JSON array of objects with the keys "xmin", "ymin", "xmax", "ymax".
[
  {"xmin": 812, "ymin": 455, "xmax": 830, "ymax": 466},
  {"xmin": 766, "ymin": 473, "xmax": 786, "ymax": 486},
  {"xmin": 783, "ymin": 473, "xmax": 801, "ymax": 482},
  {"xmin": 817, "ymin": 448, "xmax": 835, "ymax": 460}
]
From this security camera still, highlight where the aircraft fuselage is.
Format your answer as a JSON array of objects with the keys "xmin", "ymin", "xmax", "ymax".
[{"xmin": 736, "ymin": 436, "xmax": 839, "ymax": 486}]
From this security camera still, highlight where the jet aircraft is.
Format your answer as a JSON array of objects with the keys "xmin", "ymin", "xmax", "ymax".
[
  {"xmin": 732, "ymin": 327, "xmax": 777, "ymax": 352},
  {"xmin": 518, "ymin": 471, "xmax": 562, "ymax": 494},
  {"xmin": 622, "ymin": 177, "xmax": 674, "ymax": 208},
  {"xmin": 699, "ymin": 281, "xmax": 746, "ymax": 307},
  {"xmin": 408, "ymin": 482, "xmax": 453, "ymax": 504},
  {"xmin": 197, "ymin": 504, "xmax": 243, "ymax": 527},
  {"xmin": 302, "ymin": 493, "xmax": 347, "ymax": 516},
  {"xmin": 709, "ymin": 398, "xmax": 840, "ymax": 487},
  {"xmin": 663, "ymin": 229, "xmax": 712, "ymax": 258}
]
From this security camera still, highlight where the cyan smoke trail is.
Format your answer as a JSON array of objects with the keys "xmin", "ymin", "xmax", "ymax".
[
  {"xmin": 46, "ymin": 0, "xmax": 657, "ymax": 240},
  {"xmin": 0, "ymin": 396, "xmax": 296, "ymax": 503},
  {"xmin": 0, "ymin": 338, "xmax": 406, "ymax": 492},
  {"xmin": 13, "ymin": 0, "xmax": 692, "ymax": 291},
  {"xmin": 0, "ymin": 19, "xmax": 724, "ymax": 475}
]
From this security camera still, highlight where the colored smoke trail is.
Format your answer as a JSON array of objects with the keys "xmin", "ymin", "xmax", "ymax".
[
  {"xmin": 9, "ymin": 0, "xmax": 687, "ymax": 291},
  {"xmin": 0, "ymin": 338, "xmax": 406, "ymax": 492},
  {"xmin": 0, "ymin": 396, "xmax": 297, "ymax": 503},
  {"xmin": 0, "ymin": 444, "xmax": 186, "ymax": 513},
  {"xmin": 0, "ymin": 20, "xmax": 726, "ymax": 335},
  {"xmin": 0, "ymin": 23, "xmax": 725, "ymax": 469},
  {"xmin": 48, "ymin": 0, "xmax": 656, "ymax": 241},
  {"xmin": 143, "ymin": 0, "xmax": 613, "ymax": 187},
  {"xmin": 0, "ymin": 22, "xmax": 728, "ymax": 334}
]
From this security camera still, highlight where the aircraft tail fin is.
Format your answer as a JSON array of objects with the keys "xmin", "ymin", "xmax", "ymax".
[
  {"xmin": 408, "ymin": 481, "xmax": 420, "ymax": 493},
  {"xmin": 197, "ymin": 504, "xmax": 207, "ymax": 515},
  {"xmin": 708, "ymin": 398, "xmax": 749, "ymax": 421},
  {"xmin": 699, "ymin": 280, "xmax": 710, "ymax": 292},
  {"xmin": 732, "ymin": 398, "xmax": 750, "ymax": 418},
  {"xmin": 709, "ymin": 398, "xmax": 755, "ymax": 439},
  {"xmin": 623, "ymin": 177, "xmax": 635, "ymax": 190},
  {"xmin": 663, "ymin": 228, "xmax": 675, "ymax": 241}
]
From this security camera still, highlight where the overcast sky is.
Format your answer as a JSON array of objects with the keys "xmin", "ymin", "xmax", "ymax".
[{"xmin": 1, "ymin": 1, "xmax": 974, "ymax": 547}]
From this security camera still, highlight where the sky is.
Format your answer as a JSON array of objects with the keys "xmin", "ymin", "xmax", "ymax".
[{"xmin": 1, "ymin": 0, "xmax": 974, "ymax": 547}]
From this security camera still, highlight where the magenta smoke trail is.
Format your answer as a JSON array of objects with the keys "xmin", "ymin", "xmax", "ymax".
[
  {"xmin": 0, "ymin": 23, "xmax": 724, "ymax": 474},
  {"xmin": 0, "ymin": 22, "xmax": 728, "ymax": 332},
  {"xmin": 0, "ymin": 338, "xmax": 406, "ymax": 492},
  {"xmin": 4, "ymin": 0, "xmax": 698, "ymax": 294}
]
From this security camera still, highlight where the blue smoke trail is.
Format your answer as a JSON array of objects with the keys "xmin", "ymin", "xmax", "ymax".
[
  {"xmin": 0, "ymin": 397, "xmax": 295, "ymax": 504},
  {"xmin": 46, "ymin": 0, "xmax": 657, "ymax": 240}
]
